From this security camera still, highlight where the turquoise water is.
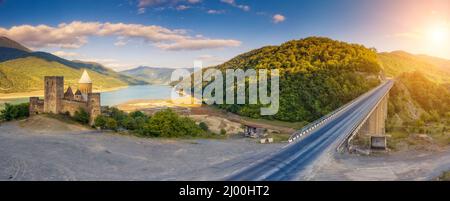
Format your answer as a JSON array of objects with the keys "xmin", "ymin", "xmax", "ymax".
[
  {"xmin": 0, "ymin": 85, "xmax": 174, "ymax": 109},
  {"xmin": 100, "ymin": 85, "xmax": 174, "ymax": 106}
]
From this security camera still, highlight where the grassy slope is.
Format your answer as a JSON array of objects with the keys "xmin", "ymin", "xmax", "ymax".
[
  {"xmin": 378, "ymin": 51, "xmax": 450, "ymax": 83},
  {"xmin": 0, "ymin": 57, "xmax": 127, "ymax": 93}
]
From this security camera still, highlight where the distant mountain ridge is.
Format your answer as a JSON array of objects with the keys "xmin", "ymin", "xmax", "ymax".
[
  {"xmin": 121, "ymin": 66, "xmax": 193, "ymax": 85},
  {"xmin": 378, "ymin": 51, "xmax": 450, "ymax": 83},
  {"xmin": 0, "ymin": 36, "xmax": 31, "ymax": 52}
]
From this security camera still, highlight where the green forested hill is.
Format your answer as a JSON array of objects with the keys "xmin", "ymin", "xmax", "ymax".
[
  {"xmin": 378, "ymin": 51, "xmax": 450, "ymax": 83},
  {"xmin": 379, "ymin": 51, "xmax": 450, "ymax": 128},
  {"xmin": 0, "ymin": 57, "xmax": 127, "ymax": 93},
  {"xmin": 214, "ymin": 37, "xmax": 382, "ymax": 122},
  {"xmin": 387, "ymin": 71, "xmax": 450, "ymax": 139}
]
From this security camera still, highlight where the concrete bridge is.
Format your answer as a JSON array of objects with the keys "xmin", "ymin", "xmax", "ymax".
[{"xmin": 228, "ymin": 80, "xmax": 394, "ymax": 181}]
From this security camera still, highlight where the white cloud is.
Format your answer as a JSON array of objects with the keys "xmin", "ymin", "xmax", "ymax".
[
  {"xmin": 138, "ymin": 0, "xmax": 166, "ymax": 7},
  {"xmin": 52, "ymin": 51, "xmax": 79, "ymax": 58},
  {"xmin": 155, "ymin": 38, "xmax": 241, "ymax": 51},
  {"xmin": 220, "ymin": 0, "xmax": 250, "ymax": 11},
  {"xmin": 207, "ymin": 9, "xmax": 225, "ymax": 14},
  {"xmin": 137, "ymin": 0, "xmax": 201, "ymax": 12},
  {"xmin": 0, "ymin": 21, "xmax": 241, "ymax": 51},
  {"xmin": 187, "ymin": 0, "xmax": 201, "ymax": 3},
  {"xmin": 138, "ymin": 7, "xmax": 146, "ymax": 14},
  {"xmin": 272, "ymin": 14, "xmax": 286, "ymax": 24},
  {"xmin": 114, "ymin": 40, "xmax": 128, "ymax": 46},
  {"xmin": 176, "ymin": 5, "xmax": 190, "ymax": 11}
]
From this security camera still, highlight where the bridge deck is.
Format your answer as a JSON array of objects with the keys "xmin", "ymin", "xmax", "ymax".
[{"xmin": 227, "ymin": 80, "xmax": 394, "ymax": 181}]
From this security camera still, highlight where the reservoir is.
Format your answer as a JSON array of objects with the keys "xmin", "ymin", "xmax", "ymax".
[{"xmin": 0, "ymin": 85, "xmax": 174, "ymax": 109}]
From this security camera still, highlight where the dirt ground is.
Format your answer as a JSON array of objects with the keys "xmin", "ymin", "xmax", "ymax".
[
  {"xmin": 0, "ymin": 116, "xmax": 282, "ymax": 181},
  {"xmin": 1, "ymin": 115, "xmax": 450, "ymax": 180}
]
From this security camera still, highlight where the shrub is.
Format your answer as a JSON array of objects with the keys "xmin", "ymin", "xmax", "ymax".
[
  {"xmin": 139, "ymin": 109, "xmax": 204, "ymax": 137},
  {"xmin": 199, "ymin": 122, "xmax": 209, "ymax": 131},
  {"xmin": 105, "ymin": 117, "xmax": 118, "ymax": 131},
  {"xmin": 73, "ymin": 107, "xmax": 90, "ymax": 124},
  {"xmin": 94, "ymin": 115, "xmax": 108, "ymax": 128},
  {"xmin": 0, "ymin": 103, "xmax": 29, "ymax": 121},
  {"xmin": 220, "ymin": 128, "xmax": 227, "ymax": 135}
]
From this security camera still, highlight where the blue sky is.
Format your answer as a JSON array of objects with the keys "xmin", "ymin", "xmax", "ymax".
[{"xmin": 0, "ymin": 0, "xmax": 449, "ymax": 70}]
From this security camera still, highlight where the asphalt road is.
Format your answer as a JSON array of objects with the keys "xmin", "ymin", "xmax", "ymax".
[{"xmin": 228, "ymin": 80, "xmax": 394, "ymax": 181}]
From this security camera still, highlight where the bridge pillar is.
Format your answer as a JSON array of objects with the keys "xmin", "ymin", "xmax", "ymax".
[{"xmin": 355, "ymin": 94, "xmax": 389, "ymax": 149}]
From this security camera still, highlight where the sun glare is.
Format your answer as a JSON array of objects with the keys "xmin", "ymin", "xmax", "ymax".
[{"xmin": 427, "ymin": 23, "xmax": 449, "ymax": 44}]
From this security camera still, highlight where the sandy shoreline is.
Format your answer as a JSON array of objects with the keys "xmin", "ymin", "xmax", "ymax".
[{"xmin": 0, "ymin": 85, "xmax": 129, "ymax": 100}]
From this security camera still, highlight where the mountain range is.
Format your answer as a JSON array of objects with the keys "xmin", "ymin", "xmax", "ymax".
[
  {"xmin": 120, "ymin": 66, "xmax": 193, "ymax": 85},
  {"xmin": 0, "ymin": 36, "xmax": 145, "ymax": 94},
  {"xmin": 0, "ymin": 36, "xmax": 449, "ymax": 125}
]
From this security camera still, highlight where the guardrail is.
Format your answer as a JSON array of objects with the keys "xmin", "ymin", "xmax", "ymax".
[{"xmin": 288, "ymin": 80, "xmax": 390, "ymax": 144}]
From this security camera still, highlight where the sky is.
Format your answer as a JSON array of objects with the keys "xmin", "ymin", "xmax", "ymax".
[{"xmin": 0, "ymin": 0, "xmax": 449, "ymax": 71}]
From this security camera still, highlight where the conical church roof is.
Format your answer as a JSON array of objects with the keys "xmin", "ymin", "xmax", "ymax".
[{"xmin": 79, "ymin": 70, "xmax": 92, "ymax": 84}]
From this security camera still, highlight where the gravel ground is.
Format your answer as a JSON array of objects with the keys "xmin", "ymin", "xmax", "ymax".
[
  {"xmin": 302, "ymin": 149, "xmax": 450, "ymax": 181},
  {"xmin": 0, "ymin": 118, "xmax": 282, "ymax": 181},
  {"xmin": 1, "ymin": 116, "xmax": 449, "ymax": 181}
]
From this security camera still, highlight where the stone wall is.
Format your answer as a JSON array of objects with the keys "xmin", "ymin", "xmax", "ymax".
[
  {"xmin": 61, "ymin": 99, "xmax": 88, "ymax": 116},
  {"xmin": 29, "ymin": 97, "xmax": 44, "ymax": 115}
]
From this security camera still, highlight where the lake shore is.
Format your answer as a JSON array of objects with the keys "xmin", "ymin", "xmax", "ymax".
[{"xmin": 0, "ymin": 85, "xmax": 129, "ymax": 100}]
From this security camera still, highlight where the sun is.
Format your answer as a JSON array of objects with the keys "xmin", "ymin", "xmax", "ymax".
[{"xmin": 426, "ymin": 23, "xmax": 449, "ymax": 44}]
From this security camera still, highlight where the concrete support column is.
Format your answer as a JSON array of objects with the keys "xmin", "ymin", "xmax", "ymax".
[{"xmin": 357, "ymin": 95, "xmax": 388, "ymax": 136}]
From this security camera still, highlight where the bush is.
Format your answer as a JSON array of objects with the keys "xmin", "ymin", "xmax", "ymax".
[
  {"xmin": 220, "ymin": 128, "xmax": 227, "ymax": 135},
  {"xmin": 94, "ymin": 115, "xmax": 108, "ymax": 128},
  {"xmin": 139, "ymin": 109, "xmax": 205, "ymax": 137},
  {"xmin": 199, "ymin": 122, "xmax": 209, "ymax": 131},
  {"xmin": 73, "ymin": 107, "xmax": 90, "ymax": 124},
  {"xmin": 96, "ymin": 107, "xmax": 207, "ymax": 138},
  {"xmin": 105, "ymin": 118, "xmax": 118, "ymax": 131},
  {"xmin": 0, "ymin": 103, "xmax": 29, "ymax": 121}
]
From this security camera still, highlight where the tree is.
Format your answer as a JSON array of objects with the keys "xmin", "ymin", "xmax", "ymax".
[
  {"xmin": 213, "ymin": 37, "xmax": 382, "ymax": 122},
  {"xmin": 94, "ymin": 115, "xmax": 108, "ymax": 128},
  {"xmin": 0, "ymin": 103, "xmax": 29, "ymax": 121},
  {"xmin": 105, "ymin": 118, "xmax": 118, "ymax": 131},
  {"xmin": 73, "ymin": 107, "xmax": 89, "ymax": 124},
  {"xmin": 140, "ymin": 109, "xmax": 204, "ymax": 137}
]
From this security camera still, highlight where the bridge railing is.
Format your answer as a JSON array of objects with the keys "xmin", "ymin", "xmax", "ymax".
[{"xmin": 288, "ymin": 80, "xmax": 390, "ymax": 143}]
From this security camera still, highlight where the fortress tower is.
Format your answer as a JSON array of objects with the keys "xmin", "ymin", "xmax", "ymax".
[
  {"xmin": 78, "ymin": 70, "xmax": 92, "ymax": 94},
  {"xmin": 44, "ymin": 76, "xmax": 64, "ymax": 114}
]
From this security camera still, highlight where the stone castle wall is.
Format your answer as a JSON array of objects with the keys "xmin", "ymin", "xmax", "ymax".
[
  {"xmin": 29, "ymin": 97, "xmax": 44, "ymax": 115},
  {"xmin": 61, "ymin": 99, "xmax": 89, "ymax": 116}
]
